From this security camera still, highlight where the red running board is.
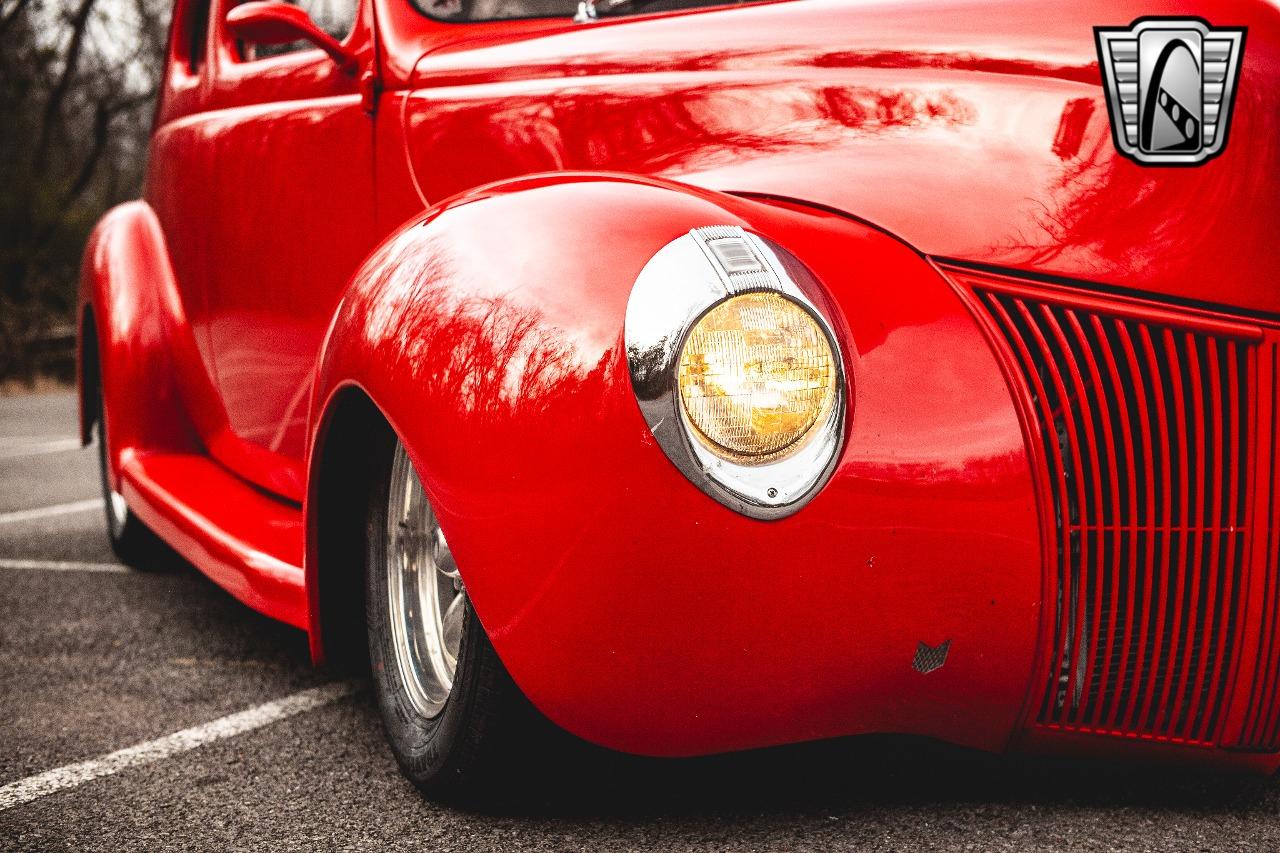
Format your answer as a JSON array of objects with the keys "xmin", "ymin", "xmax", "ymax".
[{"xmin": 121, "ymin": 452, "xmax": 308, "ymax": 629}]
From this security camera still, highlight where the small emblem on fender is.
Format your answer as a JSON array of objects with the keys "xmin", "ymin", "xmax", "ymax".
[
  {"xmin": 912, "ymin": 640, "xmax": 950, "ymax": 674},
  {"xmin": 1095, "ymin": 18, "xmax": 1246, "ymax": 166}
]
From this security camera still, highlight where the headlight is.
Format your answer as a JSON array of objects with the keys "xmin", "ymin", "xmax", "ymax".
[
  {"xmin": 625, "ymin": 226, "xmax": 848, "ymax": 520},
  {"xmin": 678, "ymin": 292, "xmax": 836, "ymax": 462}
]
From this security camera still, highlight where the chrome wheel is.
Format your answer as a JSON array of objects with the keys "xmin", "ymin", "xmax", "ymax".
[
  {"xmin": 107, "ymin": 489, "xmax": 128, "ymax": 534},
  {"xmin": 385, "ymin": 443, "xmax": 464, "ymax": 719}
]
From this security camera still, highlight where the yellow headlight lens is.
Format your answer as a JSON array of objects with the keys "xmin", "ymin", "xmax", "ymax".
[{"xmin": 677, "ymin": 292, "xmax": 836, "ymax": 462}]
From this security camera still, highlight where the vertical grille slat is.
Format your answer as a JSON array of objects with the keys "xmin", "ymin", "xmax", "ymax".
[
  {"xmin": 1168, "ymin": 332, "xmax": 1208, "ymax": 737},
  {"xmin": 1134, "ymin": 324, "xmax": 1174, "ymax": 734},
  {"xmin": 1043, "ymin": 306, "xmax": 1107, "ymax": 718},
  {"xmin": 1089, "ymin": 312, "xmax": 1141, "ymax": 728},
  {"xmin": 983, "ymin": 294, "xmax": 1074, "ymax": 719},
  {"xmin": 1066, "ymin": 310, "xmax": 1123, "ymax": 721},
  {"xmin": 1239, "ymin": 344, "xmax": 1280, "ymax": 751},
  {"xmin": 974, "ymin": 286, "xmax": 1259, "ymax": 747},
  {"xmin": 1154, "ymin": 328, "xmax": 1191, "ymax": 734},
  {"xmin": 1203, "ymin": 345, "xmax": 1245, "ymax": 740},
  {"xmin": 1117, "ymin": 319, "xmax": 1160, "ymax": 734},
  {"xmin": 1023, "ymin": 301, "xmax": 1096, "ymax": 718}
]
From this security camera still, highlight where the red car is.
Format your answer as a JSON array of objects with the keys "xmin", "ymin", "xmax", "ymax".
[{"xmin": 78, "ymin": 0, "xmax": 1279, "ymax": 800}]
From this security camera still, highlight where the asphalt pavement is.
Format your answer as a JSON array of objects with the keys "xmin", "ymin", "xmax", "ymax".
[{"xmin": 2, "ymin": 389, "xmax": 1280, "ymax": 851}]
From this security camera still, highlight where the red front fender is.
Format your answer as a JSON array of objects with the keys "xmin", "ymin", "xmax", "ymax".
[{"xmin": 308, "ymin": 173, "xmax": 1042, "ymax": 758}]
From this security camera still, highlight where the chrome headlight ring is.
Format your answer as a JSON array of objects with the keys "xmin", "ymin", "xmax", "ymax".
[{"xmin": 624, "ymin": 226, "xmax": 848, "ymax": 520}]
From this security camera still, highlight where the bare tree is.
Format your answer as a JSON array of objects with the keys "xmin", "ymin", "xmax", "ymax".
[{"xmin": 0, "ymin": 0, "xmax": 169, "ymax": 381}]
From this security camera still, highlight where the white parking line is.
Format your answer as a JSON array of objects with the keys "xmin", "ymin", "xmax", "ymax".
[
  {"xmin": 0, "ymin": 681, "xmax": 361, "ymax": 811},
  {"xmin": 0, "ymin": 438, "xmax": 83, "ymax": 460},
  {"xmin": 0, "ymin": 498, "xmax": 102, "ymax": 526},
  {"xmin": 0, "ymin": 558, "xmax": 127, "ymax": 573}
]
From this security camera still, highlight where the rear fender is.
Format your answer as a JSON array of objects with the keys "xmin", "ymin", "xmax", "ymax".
[{"xmin": 77, "ymin": 202, "xmax": 224, "ymax": 484}]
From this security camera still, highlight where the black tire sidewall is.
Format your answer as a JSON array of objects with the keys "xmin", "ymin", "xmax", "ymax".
[
  {"xmin": 94, "ymin": 378, "xmax": 164, "ymax": 566},
  {"xmin": 95, "ymin": 396, "xmax": 127, "ymax": 542},
  {"xmin": 364, "ymin": 443, "xmax": 498, "ymax": 793}
]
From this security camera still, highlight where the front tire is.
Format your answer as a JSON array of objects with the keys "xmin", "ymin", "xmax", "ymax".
[{"xmin": 366, "ymin": 436, "xmax": 541, "ymax": 803}]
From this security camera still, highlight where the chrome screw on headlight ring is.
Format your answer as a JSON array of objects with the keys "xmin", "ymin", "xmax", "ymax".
[{"xmin": 624, "ymin": 226, "xmax": 848, "ymax": 520}]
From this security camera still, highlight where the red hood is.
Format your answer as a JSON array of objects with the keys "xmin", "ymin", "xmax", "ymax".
[{"xmin": 405, "ymin": 0, "xmax": 1280, "ymax": 316}]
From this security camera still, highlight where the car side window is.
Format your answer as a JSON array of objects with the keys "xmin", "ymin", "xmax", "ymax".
[
  {"xmin": 172, "ymin": 0, "xmax": 212, "ymax": 72},
  {"xmin": 238, "ymin": 0, "xmax": 357, "ymax": 60}
]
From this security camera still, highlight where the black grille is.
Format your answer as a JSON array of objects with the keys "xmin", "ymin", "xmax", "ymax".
[{"xmin": 976, "ymin": 286, "xmax": 1255, "ymax": 745}]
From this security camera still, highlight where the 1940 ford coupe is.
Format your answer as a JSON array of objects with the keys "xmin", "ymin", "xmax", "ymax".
[{"xmin": 78, "ymin": 0, "xmax": 1280, "ymax": 800}]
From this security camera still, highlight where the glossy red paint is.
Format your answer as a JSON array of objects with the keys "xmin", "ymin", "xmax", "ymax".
[
  {"xmin": 146, "ymin": 0, "xmax": 377, "ymax": 499},
  {"xmin": 77, "ymin": 203, "xmax": 307, "ymax": 627},
  {"xmin": 384, "ymin": 0, "xmax": 1279, "ymax": 315},
  {"xmin": 312, "ymin": 175, "xmax": 1042, "ymax": 755},
  {"xmin": 124, "ymin": 452, "xmax": 308, "ymax": 628},
  {"xmin": 79, "ymin": 0, "xmax": 1280, "ymax": 767}
]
